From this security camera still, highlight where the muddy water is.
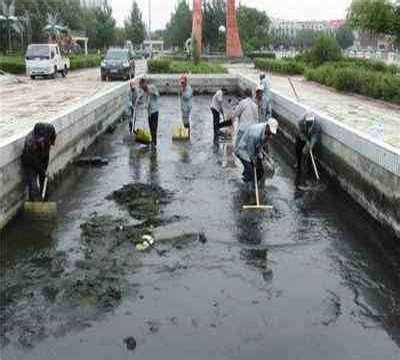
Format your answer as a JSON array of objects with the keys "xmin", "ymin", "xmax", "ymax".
[{"xmin": 1, "ymin": 96, "xmax": 400, "ymax": 360}]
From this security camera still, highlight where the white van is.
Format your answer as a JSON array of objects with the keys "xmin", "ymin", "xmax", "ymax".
[{"xmin": 25, "ymin": 43, "xmax": 70, "ymax": 79}]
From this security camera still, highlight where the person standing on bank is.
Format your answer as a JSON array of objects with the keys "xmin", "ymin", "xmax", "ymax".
[
  {"xmin": 295, "ymin": 112, "xmax": 321, "ymax": 187},
  {"xmin": 179, "ymin": 75, "xmax": 193, "ymax": 138},
  {"xmin": 21, "ymin": 123, "xmax": 57, "ymax": 201},
  {"xmin": 260, "ymin": 73, "xmax": 272, "ymax": 119},
  {"xmin": 210, "ymin": 87, "xmax": 228, "ymax": 138},
  {"xmin": 140, "ymin": 76, "xmax": 160, "ymax": 146},
  {"xmin": 255, "ymin": 85, "xmax": 268, "ymax": 123},
  {"xmin": 235, "ymin": 118, "xmax": 279, "ymax": 183}
]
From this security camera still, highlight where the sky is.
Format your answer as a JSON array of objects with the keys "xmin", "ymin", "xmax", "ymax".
[{"xmin": 110, "ymin": 0, "xmax": 353, "ymax": 30}]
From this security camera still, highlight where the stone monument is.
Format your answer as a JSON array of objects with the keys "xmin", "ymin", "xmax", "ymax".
[{"xmin": 226, "ymin": 0, "xmax": 243, "ymax": 58}]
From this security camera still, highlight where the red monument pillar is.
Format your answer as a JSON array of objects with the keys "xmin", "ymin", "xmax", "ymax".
[
  {"xmin": 226, "ymin": 0, "xmax": 243, "ymax": 58},
  {"xmin": 192, "ymin": 0, "xmax": 203, "ymax": 54}
]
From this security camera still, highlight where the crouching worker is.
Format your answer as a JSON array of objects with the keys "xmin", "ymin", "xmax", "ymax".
[
  {"xmin": 180, "ymin": 75, "xmax": 193, "ymax": 137},
  {"xmin": 295, "ymin": 112, "xmax": 321, "ymax": 187},
  {"xmin": 235, "ymin": 118, "xmax": 279, "ymax": 183},
  {"xmin": 21, "ymin": 123, "xmax": 57, "ymax": 201}
]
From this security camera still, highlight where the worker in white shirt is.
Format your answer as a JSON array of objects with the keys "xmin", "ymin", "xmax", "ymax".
[{"xmin": 210, "ymin": 88, "xmax": 228, "ymax": 138}]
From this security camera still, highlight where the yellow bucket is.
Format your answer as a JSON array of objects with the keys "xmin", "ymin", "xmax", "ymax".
[{"xmin": 172, "ymin": 125, "xmax": 189, "ymax": 141}]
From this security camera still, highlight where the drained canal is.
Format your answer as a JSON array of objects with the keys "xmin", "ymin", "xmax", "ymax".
[{"xmin": 1, "ymin": 95, "xmax": 400, "ymax": 360}]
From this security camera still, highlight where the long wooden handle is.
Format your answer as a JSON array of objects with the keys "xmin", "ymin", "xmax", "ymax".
[
  {"xmin": 253, "ymin": 164, "xmax": 260, "ymax": 206},
  {"xmin": 310, "ymin": 149, "xmax": 320, "ymax": 181},
  {"xmin": 288, "ymin": 77, "xmax": 300, "ymax": 102},
  {"xmin": 41, "ymin": 177, "xmax": 48, "ymax": 201}
]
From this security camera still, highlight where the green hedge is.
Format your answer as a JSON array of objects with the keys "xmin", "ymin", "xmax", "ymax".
[
  {"xmin": 254, "ymin": 58, "xmax": 305, "ymax": 75},
  {"xmin": 0, "ymin": 56, "xmax": 25, "ymax": 74},
  {"xmin": 305, "ymin": 65, "xmax": 400, "ymax": 104},
  {"xmin": 148, "ymin": 59, "xmax": 227, "ymax": 74},
  {"xmin": 247, "ymin": 52, "xmax": 276, "ymax": 60},
  {"xmin": 69, "ymin": 54, "xmax": 101, "ymax": 70}
]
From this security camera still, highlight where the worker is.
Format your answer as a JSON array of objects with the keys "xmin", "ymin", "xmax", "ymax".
[
  {"xmin": 179, "ymin": 75, "xmax": 193, "ymax": 138},
  {"xmin": 255, "ymin": 85, "xmax": 268, "ymax": 123},
  {"xmin": 295, "ymin": 112, "xmax": 321, "ymax": 187},
  {"xmin": 235, "ymin": 118, "xmax": 279, "ymax": 183},
  {"xmin": 21, "ymin": 122, "xmax": 57, "ymax": 201},
  {"xmin": 139, "ymin": 76, "xmax": 160, "ymax": 146},
  {"xmin": 260, "ymin": 73, "xmax": 272, "ymax": 119},
  {"xmin": 210, "ymin": 87, "xmax": 228, "ymax": 138},
  {"xmin": 228, "ymin": 88, "xmax": 258, "ymax": 145}
]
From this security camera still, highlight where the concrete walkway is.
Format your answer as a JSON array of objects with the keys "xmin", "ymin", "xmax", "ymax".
[
  {"xmin": 0, "ymin": 60, "xmax": 147, "ymax": 145},
  {"xmin": 227, "ymin": 64, "xmax": 400, "ymax": 149}
]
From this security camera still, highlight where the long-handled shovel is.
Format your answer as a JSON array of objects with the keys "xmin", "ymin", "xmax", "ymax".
[
  {"xmin": 288, "ymin": 77, "xmax": 321, "ymax": 182},
  {"xmin": 24, "ymin": 176, "xmax": 57, "ymax": 214},
  {"xmin": 243, "ymin": 165, "xmax": 273, "ymax": 211}
]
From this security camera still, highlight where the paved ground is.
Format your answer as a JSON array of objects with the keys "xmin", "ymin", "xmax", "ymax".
[
  {"xmin": 0, "ymin": 61, "xmax": 147, "ymax": 145},
  {"xmin": 227, "ymin": 64, "xmax": 400, "ymax": 149}
]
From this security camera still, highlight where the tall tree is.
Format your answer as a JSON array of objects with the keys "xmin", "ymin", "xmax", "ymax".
[
  {"xmin": 335, "ymin": 24, "xmax": 355, "ymax": 49},
  {"xmin": 92, "ymin": 4, "xmax": 115, "ymax": 50},
  {"xmin": 124, "ymin": 0, "xmax": 145, "ymax": 46},
  {"xmin": 202, "ymin": 0, "xmax": 226, "ymax": 52},
  {"xmin": 164, "ymin": 0, "xmax": 192, "ymax": 49},
  {"xmin": 237, "ymin": 5, "xmax": 270, "ymax": 53}
]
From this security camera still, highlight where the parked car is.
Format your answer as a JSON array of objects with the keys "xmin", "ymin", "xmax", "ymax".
[
  {"xmin": 101, "ymin": 48, "xmax": 135, "ymax": 81},
  {"xmin": 25, "ymin": 43, "xmax": 70, "ymax": 79}
]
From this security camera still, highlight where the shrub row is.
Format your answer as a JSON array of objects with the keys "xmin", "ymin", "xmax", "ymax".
[
  {"xmin": 69, "ymin": 54, "xmax": 102, "ymax": 70},
  {"xmin": 148, "ymin": 59, "xmax": 227, "ymax": 74},
  {"xmin": 247, "ymin": 52, "xmax": 276, "ymax": 60},
  {"xmin": 254, "ymin": 58, "xmax": 305, "ymax": 75},
  {"xmin": 305, "ymin": 65, "xmax": 400, "ymax": 104},
  {"xmin": 0, "ymin": 56, "xmax": 25, "ymax": 74}
]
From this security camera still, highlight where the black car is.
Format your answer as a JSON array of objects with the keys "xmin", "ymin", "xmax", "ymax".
[{"xmin": 101, "ymin": 48, "xmax": 135, "ymax": 81}]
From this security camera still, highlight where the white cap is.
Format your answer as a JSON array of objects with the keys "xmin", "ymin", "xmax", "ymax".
[
  {"xmin": 267, "ymin": 118, "xmax": 279, "ymax": 135},
  {"xmin": 305, "ymin": 112, "xmax": 315, "ymax": 122}
]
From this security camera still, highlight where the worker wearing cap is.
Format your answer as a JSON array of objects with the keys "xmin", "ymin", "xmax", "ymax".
[
  {"xmin": 228, "ymin": 88, "xmax": 259, "ymax": 146},
  {"xmin": 260, "ymin": 73, "xmax": 272, "ymax": 119},
  {"xmin": 210, "ymin": 87, "xmax": 228, "ymax": 138},
  {"xmin": 255, "ymin": 85, "xmax": 268, "ymax": 123},
  {"xmin": 139, "ymin": 76, "xmax": 160, "ymax": 146},
  {"xmin": 180, "ymin": 75, "xmax": 193, "ymax": 137},
  {"xmin": 21, "ymin": 123, "xmax": 57, "ymax": 201},
  {"xmin": 235, "ymin": 118, "xmax": 279, "ymax": 183},
  {"xmin": 295, "ymin": 112, "xmax": 321, "ymax": 186}
]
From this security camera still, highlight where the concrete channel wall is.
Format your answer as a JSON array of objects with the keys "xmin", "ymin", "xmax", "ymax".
[
  {"xmin": 0, "ymin": 82, "xmax": 128, "ymax": 229},
  {"xmin": 237, "ymin": 73, "xmax": 400, "ymax": 239}
]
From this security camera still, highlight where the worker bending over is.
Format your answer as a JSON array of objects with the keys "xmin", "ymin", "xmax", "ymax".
[
  {"xmin": 21, "ymin": 123, "xmax": 57, "ymax": 201},
  {"xmin": 228, "ymin": 88, "xmax": 258, "ymax": 144},
  {"xmin": 260, "ymin": 73, "xmax": 272, "ymax": 119},
  {"xmin": 295, "ymin": 112, "xmax": 321, "ymax": 187},
  {"xmin": 140, "ymin": 76, "xmax": 160, "ymax": 146},
  {"xmin": 235, "ymin": 118, "xmax": 279, "ymax": 183},
  {"xmin": 210, "ymin": 87, "xmax": 228, "ymax": 138},
  {"xmin": 180, "ymin": 75, "xmax": 193, "ymax": 138}
]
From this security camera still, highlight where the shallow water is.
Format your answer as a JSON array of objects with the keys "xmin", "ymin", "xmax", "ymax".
[{"xmin": 1, "ymin": 95, "xmax": 400, "ymax": 360}]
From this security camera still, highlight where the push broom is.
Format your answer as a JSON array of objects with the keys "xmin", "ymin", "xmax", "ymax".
[
  {"xmin": 24, "ymin": 176, "xmax": 57, "ymax": 214},
  {"xmin": 131, "ymin": 102, "xmax": 151, "ymax": 145},
  {"xmin": 172, "ymin": 90, "xmax": 189, "ymax": 141},
  {"xmin": 243, "ymin": 164, "xmax": 273, "ymax": 211}
]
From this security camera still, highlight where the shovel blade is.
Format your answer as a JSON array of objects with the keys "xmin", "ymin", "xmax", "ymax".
[{"xmin": 24, "ymin": 201, "xmax": 57, "ymax": 214}]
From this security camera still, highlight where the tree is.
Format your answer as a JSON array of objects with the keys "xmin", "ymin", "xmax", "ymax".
[
  {"xmin": 294, "ymin": 29, "xmax": 320, "ymax": 49},
  {"xmin": 336, "ymin": 25, "xmax": 355, "ymax": 49},
  {"xmin": 164, "ymin": 0, "xmax": 192, "ymax": 49},
  {"xmin": 0, "ymin": 0, "xmax": 22, "ymax": 54},
  {"xmin": 237, "ymin": 5, "xmax": 270, "ymax": 53},
  {"xmin": 92, "ymin": 5, "xmax": 115, "ymax": 50},
  {"xmin": 308, "ymin": 35, "xmax": 342, "ymax": 65},
  {"xmin": 347, "ymin": 0, "xmax": 396, "ymax": 37},
  {"xmin": 124, "ymin": 0, "xmax": 145, "ymax": 46},
  {"xmin": 202, "ymin": 0, "xmax": 226, "ymax": 53}
]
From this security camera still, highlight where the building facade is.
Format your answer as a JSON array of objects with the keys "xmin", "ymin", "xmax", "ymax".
[{"xmin": 271, "ymin": 18, "xmax": 345, "ymax": 38}]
